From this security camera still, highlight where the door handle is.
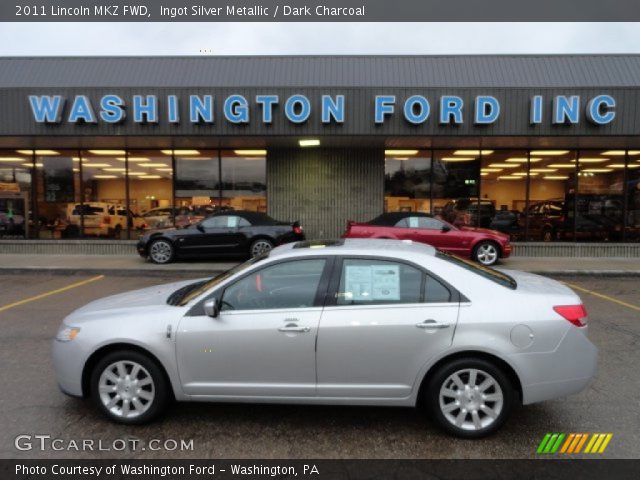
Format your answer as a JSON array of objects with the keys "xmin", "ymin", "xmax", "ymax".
[
  {"xmin": 415, "ymin": 319, "xmax": 450, "ymax": 329},
  {"xmin": 278, "ymin": 324, "xmax": 311, "ymax": 333}
]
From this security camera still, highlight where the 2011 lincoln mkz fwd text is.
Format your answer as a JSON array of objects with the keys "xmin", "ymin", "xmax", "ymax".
[{"xmin": 53, "ymin": 239, "xmax": 597, "ymax": 438}]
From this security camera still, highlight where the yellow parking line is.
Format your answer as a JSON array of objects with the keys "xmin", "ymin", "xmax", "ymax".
[
  {"xmin": 563, "ymin": 282, "xmax": 640, "ymax": 312},
  {"xmin": 0, "ymin": 275, "xmax": 104, "ymax": 313}
]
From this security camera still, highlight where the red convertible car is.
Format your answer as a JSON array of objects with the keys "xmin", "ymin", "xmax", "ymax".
[{"xmin": 343, "ymin": 212, "xmax": 511, "ymax": 266}]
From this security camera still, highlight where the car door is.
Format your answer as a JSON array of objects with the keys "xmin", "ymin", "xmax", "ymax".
[
  {"xmin": 180, "ymin": 215, "xmax": 245, "ymax": 254},
  {"xmin": 410, "ymin": 216, "xmax": 468, "ymax": 254},
  {"xmin": 176, "ymin": 257, "xmax": 331, "ymax": 397},
  {"xmin": 316, "ymin": 257, "xmax": 459, "ymax": 399}
]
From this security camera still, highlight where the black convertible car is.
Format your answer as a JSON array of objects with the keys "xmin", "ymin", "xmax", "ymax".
[{"xmin": 137, "ymin": 211, "xmax": 305, "ymax": 264}]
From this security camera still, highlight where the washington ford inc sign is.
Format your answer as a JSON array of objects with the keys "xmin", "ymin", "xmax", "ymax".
[{"xmin": 28, "ymin": 93, "xmax": 617, "ymax": 126}]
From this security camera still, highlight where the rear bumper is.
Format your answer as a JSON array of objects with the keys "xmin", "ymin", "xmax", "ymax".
[
  {"xmin": 512, "ymin": 326, "xmax": 598, "ymax": 405},
  {"xmin": 502, "ymin": 244, "xmax": 512, "ymax": 258}
]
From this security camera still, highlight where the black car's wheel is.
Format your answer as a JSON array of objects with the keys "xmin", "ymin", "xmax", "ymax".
[
  {"xmin": 90, "ymin": 350, "xmax": 170, "ymax": 425},
  {"xmin": 425, "ymin": 357, "xmax": 515, "ymax": 439},
  {"xmin": 473, "ymin": 241, "xmax": 500, "ymax": 266},
  {"xmin": 148, "ymin": 239, "xmax": 175, "ymax": 264},
  {"xmin": 250, "ymin": 238, "xmax": 274, "ymax": 257}
]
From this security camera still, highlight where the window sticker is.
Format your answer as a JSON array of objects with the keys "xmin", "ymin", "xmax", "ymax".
[
  {"xmin": 344, "ymin": 264, "xmax": 400, "ymax": 301},
  {"xmin": 408, "ymin": 217, "xmax": 419, "ymax": 228}
]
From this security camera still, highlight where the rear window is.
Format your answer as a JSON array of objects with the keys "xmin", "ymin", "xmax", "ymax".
[{"xmin": 436, "ymin": 251, "xmax": 517, "ymax": 290}]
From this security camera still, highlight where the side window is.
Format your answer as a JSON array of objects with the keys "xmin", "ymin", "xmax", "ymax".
[
  {"xmin": 417, "ymin": 217, "xmax": 444, "ymax": 230},
  {"xmin": 424, "ymin": 275, "xmax": 452, "ymax": 303},
  {"xmin": 236, "ymin": 217, "xmax": 251, "ymax": 227},
  {"xmin": 336, "ymin": 259, "xmax": 422, "ymax": 306},
  {"xmin": 221, "ymin": 259, "xmax": 326, "ymax": 311},
  {"xmin": 201, "ymin": 216, "xmax": 228, "ymax": 228},
  {"xmin": 394, "ymin": 218, "xmax": 409, "ymax": 228}
]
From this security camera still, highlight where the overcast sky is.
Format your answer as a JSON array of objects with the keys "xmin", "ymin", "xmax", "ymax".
[{"xmin": 0, "ymin": 22, "xmax": 639, "ymax": 55}]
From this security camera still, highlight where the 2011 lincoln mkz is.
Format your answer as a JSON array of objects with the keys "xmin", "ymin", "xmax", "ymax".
[{"xmin": 52, "ymin": 239, "xmax": 597, "ymax": 438}]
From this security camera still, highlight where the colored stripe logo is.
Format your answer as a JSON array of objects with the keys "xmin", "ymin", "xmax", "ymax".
[{"xmin": 537, "ymin": 433, "xmax": 613, "ymax": 454}]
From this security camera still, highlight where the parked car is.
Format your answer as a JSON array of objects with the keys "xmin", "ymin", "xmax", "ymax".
[
  {"xmin": 53, "ymin": 238, "xmax": 597, "ymax": 438},
  {"xmin": 343, "ymin": 212, "xmax": 511, "ymax": 266},
  {"xmin": 66, "ymin": 202, "xmax": 145, "ymax": 238},
  {"xmin": 489, "ymin": 209, "xmax": 522, "ymax": 239},
  {"xmin": 137, "ymin": 210, "xmax": 304, "ymax": 264},
  {"xmin": 442, "ymin": 198, "xmax": 496, "ymax": 228}
]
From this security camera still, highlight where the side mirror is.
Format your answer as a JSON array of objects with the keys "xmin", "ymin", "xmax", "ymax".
[
  {"xmin": 441, "ymin": 225, "xmax": 451, "ymax": 232},
  {"xmin": 204, "ymin": 298, "xmax": 220, "ymax": 318}
]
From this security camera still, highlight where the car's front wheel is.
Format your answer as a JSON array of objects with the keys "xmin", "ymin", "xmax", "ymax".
[
  {"xmin": 426, "ymin": 358, "xmax": 514, "ymax": 438},
  {"xmin": 473, "ymin": 241, "xmax": 500, "ymax": 266},
  {"xmin": 90, "ymin": 350, "xmax": 169, "ymax": 424},
  {"xmin": 148, "ymin": 239, "xmax": 175, "ymax": 264}
]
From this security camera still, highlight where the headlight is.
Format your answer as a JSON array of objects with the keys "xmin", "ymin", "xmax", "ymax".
[{"xmin": 55, "ymin": 326, "xmax": 81, "ymax": 342}]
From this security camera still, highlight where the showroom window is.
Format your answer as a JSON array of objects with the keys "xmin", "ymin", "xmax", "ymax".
[
  {"xmin": 384, "ymin": 149, "xmax": 432, "ymax": 213},
  {"xmin": 627, "ymin": 151, "xmax": 640, "ymax": 241},
  {"xmin": 432, "ymin": 150, "xmax": 481, "ymax": 222},
  {"xmin": 0, "ymin": 150, "xmax": 33, "ymax": 239},
  {"xmin": 220, "ymin": 150, "xmax": 267, "ymax": 212}
]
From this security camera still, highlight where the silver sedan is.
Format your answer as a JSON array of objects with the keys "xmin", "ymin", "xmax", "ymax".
[{"xmin": 52, "ymin": 239, "xmax": 597, "ymax": 438}]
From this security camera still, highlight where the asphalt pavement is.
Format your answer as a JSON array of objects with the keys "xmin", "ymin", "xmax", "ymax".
[{"xmin": 0, "ymin": 273, "xmax": 638, "ymax": 459}]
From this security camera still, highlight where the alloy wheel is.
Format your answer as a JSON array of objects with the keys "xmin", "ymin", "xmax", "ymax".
[
  {"xmin": 98, "ymin": 360, "xmax": 155, "ymax": 419},
  {"xmin": 476, "ymin": 243, "xmax": 498, "ymax": 265},
  {"xmin": 251, "ymin": 240, "xmax": 273, "ymax": 257},
  {"xmin": 149, "ymin": 240, "xmax": 173, "ymax": 263},
  {"xmin": 438, "ymin": 368, "xmax": 504, "ymax": 432}
]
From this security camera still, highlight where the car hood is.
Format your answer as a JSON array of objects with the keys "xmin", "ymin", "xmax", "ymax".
[
  {"xmin": 496, "ymin": 269, "xmax": 579, "ymax": 298},
  {"xmin": 67, "ymin": 278, "xmax": 206, "ymax": 319},
  {"xmin": 459, "ymin": 226, "xmax": 508, "ymax": 238}
]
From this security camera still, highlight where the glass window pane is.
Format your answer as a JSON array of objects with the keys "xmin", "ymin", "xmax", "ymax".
[
  {"xmin": 220, "ymin": 150, "xmax": 266, "ymax": 212},
  {"xmin": 222, "ymin": 259, "xmax": 326, "ymax": 310},
  {"xmin": 384, "ymin": 150, "xmax": 432, "ymax": 213},
  {"xmin": 337, "ymin": 259, "xmax": 422, "ymax": 306},
  {"xmin": 80, "ymin": 150, "xmax": 127, "ymax": 239},
  {"xmin": 0, "ymin": 150, "xmax": 32, "ymax": 239},
  {"xmin": 34, "ymin": 150, "xmax": 82, "ymax": 239},
  {"xmin": 424, "ymin": 275, "xmax": 452, "ymax": 303},
  {"xmin": 627, "ymin": 151, "xmax": 640, "ymax": 241},
  {"xmin": 526, "ymin": 150, "xmax": 577, "ymax": 241},
  {"xmin": 433, "ymin": 150, "xmax": 481, "ymax": 225},
  {"xmin": 174, "ymin": 149, "xmax": 220, "ymax": 226}
]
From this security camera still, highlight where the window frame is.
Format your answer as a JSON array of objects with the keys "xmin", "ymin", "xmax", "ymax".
[{"xmin": 324, "ymin": 255, "xmax": 462, "ymax": 307}]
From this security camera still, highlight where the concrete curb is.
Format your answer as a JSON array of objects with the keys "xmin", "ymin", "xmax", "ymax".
[{"xmin": 1, "ymin": 266, "xmax": 639, "ymax": 277}]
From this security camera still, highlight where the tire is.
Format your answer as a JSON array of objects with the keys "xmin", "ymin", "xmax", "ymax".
[
  {"xmin": 90, "ymin": 350, "xmax": 169, "ymax": 425},
  {"xmin": 148, "ymin": 239, "xmax": 175, "ymax": 264},
  {"xmin": 425, "ymin": 357, "xmax": 515, "ymax": 439},
  {"xmin": 249, "ymin": 238, "xmax": 274, "ymax": 257},
  {"xmin": 473, "ymin": 241, "xmax": 500, "ymax": 266}
]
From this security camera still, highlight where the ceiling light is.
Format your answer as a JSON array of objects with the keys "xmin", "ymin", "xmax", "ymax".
[
  {"xmin": 0, "ymin": 157, "xmax": 25, "ymax": 162},
  {"xmin": 440, "ymin": 157, "xmax": 476, "ymax": 162},
  {"xmin": 481, "ymin": 168, "xmax": 502, "ymax": 172},
  {"xmin": 299, "ymin": 139, "xmax": 320, "ymax": 147},
  {"xmin": 161, "ymin": 149, "xmax": 201, "ymax": 155},
  {"xmin": 530, "ymin": 168, "xmax": 558, "ymax": 173},
  {"xmin": 139, "ymin": 163, "xmax": 168, "ymax": 167},
  {"xmin": 127, "ymin": 172, "xmax": 147, "ymax": 176},
  {"xmin": 480, "ymin": 172, "xmax": 488, "ymax": 176},
  {"xmin": 73, "ymin": 168, "xmax": 79, "ymax": 172},
  {"xmin": 139, "ymin": 175, "xmax": 162, "ymax": 179},
  {"xmin": 72, "ymin": 157, "xmax": 80, "ymax": 162},
  {"xmin": 548, "ymin": 164, "xmax": 576, "ymax": 169},
  {"xmin": 454, "ymin": 150, "xmax": 494, "ymax": 155},
  {"xmin": 156, "ymin": 168, "xmax": 173, "ymax": 172},
  {"xmin": 601, "ymin": 150, "xmax": 640, "ymax": 156},
  {"xmin": 582, "ymin": 168, "xmax": 613, "ymax": 173},
  {"xmin": 505, "ymin": 157, "xmax": 542, "ymax": 163},
  {"xmin": 92, "ymin": 175, "xmax": 118, "ymax": 179},
  {"xmin": 22, "ymin": 163, "xmax": 43, "ymax": 168},
  {"xmin": 544, "ymin": 175, "xmax": 569, "ymax": 180},
  {"xmin": 489, "ymin": 163, "xmax": 519, "ymax": 168},
  {"xmin": 115, "ymin": 157, "xmax": 151, "ymax": 162},
  {"xmin": 82, "ymin": 163, "xmax": 113, "ymax": 168},
  {"xmin": 606, "ymin": 164, "xmax": 635, "ymax": 169},
  {"xmin": 498, "ymin": 175, "xmax": 522, "ymax": 180},
  {"xmin": 575, "ymin": 158, "xmax": 608, "ymax": 163},
  {"xmin": 234, "ymin": 149, "xmax": 267, "ymax": 156},
  {"xmin": 530, "ymin": 150, "xmax": 570, "ymax": 156},
  {"xmin": 391, "ymin": 157, "xmax": 409, "ymax": 160},
  {"xmin": 512, "ymin": 172, "xmax": 539, "ymax": 176},
  {"xmin": 16, "ymin": 149, "xmax": 59, "ymax": 155},
  {"xmin": 385, "ymin": 149, "xmax": 418, "ymax": 156},
  {"xmin": 102, "ymin": 168, "xmax": 126, "ymax": 172},
  {"xmin": 87, "ymin": 150, "xmax": 126, "ymax": 155}
]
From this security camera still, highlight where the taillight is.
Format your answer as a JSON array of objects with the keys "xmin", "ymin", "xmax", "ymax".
[
  {"xmin": 553, "ymin": 304, "xmax": 588, "ymax": 327},
  {"xmin": 293, "ymin": 225, "xmax": 303, "ymax": 235}
]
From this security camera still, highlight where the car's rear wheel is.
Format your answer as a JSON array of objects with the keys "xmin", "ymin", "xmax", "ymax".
[
  {"xmin": 250, "ymin": 238, "xmax": 273, "ymax": 257},
  {"xmin": 426, "ymin": 358, "xmax": 514, "ymax": 438},
  {"xmin": 148, "ymin": 239, "xmax": 175, "ymax": 264},
  {"xmin": 90, "ymin": 350, "xmax": 169, "ymax": 424},
  {"xmin": 473, "ymin": 241, "xmax": 500, "ymax": 266}
]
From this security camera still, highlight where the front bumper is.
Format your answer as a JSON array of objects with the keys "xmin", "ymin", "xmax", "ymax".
[
  {"xmin": 513, "ymin": 326, "xmax": 598, "ymax": 405},
  {"xmin": 52, "ymin": 337, "xmax": 88, "ymax": 397},
  {"xmin": 502, "ymin": 243, "xmax": 512, "ymax": 258}
]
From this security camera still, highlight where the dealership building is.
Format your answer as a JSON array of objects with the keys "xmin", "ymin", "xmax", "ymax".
[{"xmin": 1, "ymin": 55, "xmax": 640, "ymax": 248}]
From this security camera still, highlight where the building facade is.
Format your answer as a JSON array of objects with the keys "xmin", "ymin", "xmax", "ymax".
[{"xmin": 1, "ymin": 55, "xmax": 639, "ymax": 242}]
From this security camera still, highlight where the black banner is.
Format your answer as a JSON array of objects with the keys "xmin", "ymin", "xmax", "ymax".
[
  {"xmin": 2, "ymin": 459, "xmax": 640, "ymax": 480},
  {"xmin": 3, "ymin": 0, "xmax": 640, "ymax": 22}
]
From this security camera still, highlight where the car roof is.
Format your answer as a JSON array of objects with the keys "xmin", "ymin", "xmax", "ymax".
[
  {"xmin": 368, "ymin": 211, "xmax": 433, "ymax": 225},
  {"xmin": 270, "ymin": 238, "xmax": 437, "ymax": 259}
]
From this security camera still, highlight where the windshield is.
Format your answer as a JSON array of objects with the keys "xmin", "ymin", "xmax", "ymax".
[
  {"xmin": 436, "ymin": 251, "xmax": 517, "ymax": 289},
  {"xmin": 168, "ymin": 254, "xmax": 269, "ymax": 306}
]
